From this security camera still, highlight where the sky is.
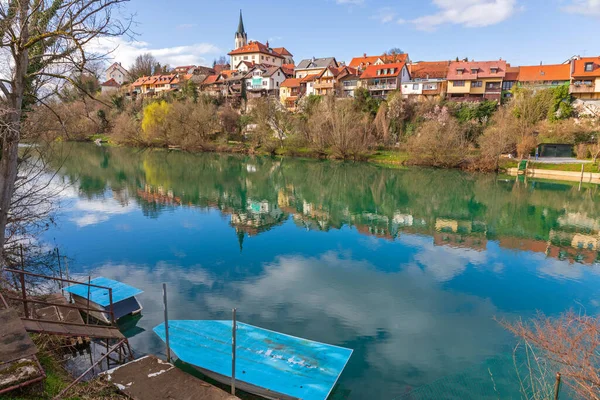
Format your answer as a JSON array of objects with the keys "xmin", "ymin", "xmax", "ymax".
[{"xmin": 96, "ymin": 0, "xmax": 600, "ymax": 69}]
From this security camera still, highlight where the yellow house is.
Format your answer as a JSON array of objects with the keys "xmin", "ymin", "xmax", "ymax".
[
  {"xmin": 570, "ymin": 56, "xmax": 600, "ymax": 100},
  {"xmin": 447, "ymin": 61, "xmax": 506, "ymax": 102},
  {"xmin": 280, "ymin": 78, "xmax": 302, "ymax": 111}
]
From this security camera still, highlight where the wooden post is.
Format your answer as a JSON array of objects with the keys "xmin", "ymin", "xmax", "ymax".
[
  {"xmin": 19, "ymin": 245, "xmax": 29, "ymax": 318},
  {"xmin": 554, "ymin": 372, "xmax": 561, "ymax": 400},
  {"xmin": 232, "ymin": 308, "xmax": 237, "ymax": 396},
  {"xmin": 109, "ymin": 288, "xmax": 115, "ymax": 326},
  {"xmin": 163, "ymin": 283, "xmax": 171, "ymax": 363},
  {"xmin": 56, "ymin": 248, "xmax": 63, "ymax": 296},
  {"xmin": 86, "ymin": 276, "xmax": 91, "ymax": 325},
  {"xmin": 64, "ymin": 257, "xmax": 71, "ymax": 302}
]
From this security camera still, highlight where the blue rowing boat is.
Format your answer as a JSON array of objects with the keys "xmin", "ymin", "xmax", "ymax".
[
  {"xmin": 153, "ymin": 320, "xmax": 352, "ymax": 400},
  {"xmin": 65, "ymin": 277, "xmax": 143, "ymax": 323}
]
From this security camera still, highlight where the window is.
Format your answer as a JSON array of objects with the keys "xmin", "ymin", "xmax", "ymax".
[
  {"xmin": 472, "ymin": 81, "xmax": 482, "ymax": 87},
  {"xmin": 453, "ymin": 80, "xmax": 465, "ymax": 87},
  {"xmin": 261, "ymin": 56, "xmax": 264, "ymax": 60},
  {"xmin": 490, "ymin": 68, "xmax": 498, "ymax": 74},
  {"xmin": 252, "ymin": 55, "xmax": 255, "ymax": 60},
  {"xmin": 424, "ymin": 83, "xmax": 438, "ymax": 90},
  {"xmin": 263, "ymin": 80, "xmax": 267, "ymax": 86},
  {"xmin": 278, "ymin": 71, "xmax": 280, "ymax": 76},
  {"xmin": 502, "ymin": 81, "xmax": 514, "ymax": 90},
  {"xmin": 412, "ymin": 84, "xmax": 419, "ymax": 90},
  {"xmin": 456, "ymin": 69, "xmax": 464, "ymax": 75},
  {"xmin": 244, "ymin": 56, "xmax": 248, "ymax": 60},
  {"xmin": 277, "ymin": 82, "xmax": 279, "ymax": 87},
  {"xmin": 470, "ymin": 68, "xmax": 478, "ymax": 74},
  {"xmin": 585, "ymin": 62, "xmax": 594, "ymax": 72}
]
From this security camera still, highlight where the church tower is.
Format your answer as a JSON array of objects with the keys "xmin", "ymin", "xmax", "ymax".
[{"xmin": 234, "ymin": 10, "xmax": 247, "ymax": 50}]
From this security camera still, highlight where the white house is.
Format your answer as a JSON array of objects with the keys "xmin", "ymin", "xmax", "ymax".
[
  {"xmin": 244, "ymin": 65, "xmax": 286, "ymax": 95},
  {"xmin": 105, "ymin": 62, "xmax": 129, "ymax": 85}
]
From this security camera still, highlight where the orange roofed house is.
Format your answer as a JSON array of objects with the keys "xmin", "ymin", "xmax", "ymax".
[
  {"xmin": 517, "ymin": 64, "xmax": 570, "ymax": 90},
  {"xmin": 349, "ymin": 53, "xmax": 410, "ymax": 72},
  {"xmin": 313, "ymin": 66, "xmax": 359, "ymax": 97},
  {"xmin": 280, "ymin": 78, "xmax": 302, "ymax": 111},
  {"xmin": 569, "ymin": 56, "xmax": 600, "ymax": 101},
  {"xmin": 402, "ymin": 61, "xmax": 450, "ymax": 101},
  {"xmin": 131, "ymin": 74, "xmax": 189, "ymax": 97},
  {"xmin": 359, "ymin": 62, "xmax": 410, "ymax": 98},
  {"xmin": 446, "ymin": 60, "xmax": 506, "ymax": 102}
]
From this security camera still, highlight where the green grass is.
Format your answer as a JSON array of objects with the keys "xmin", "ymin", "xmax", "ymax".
[{"xmin": 368, "ymin": 150, "xmax": 409, "ymax": 166}]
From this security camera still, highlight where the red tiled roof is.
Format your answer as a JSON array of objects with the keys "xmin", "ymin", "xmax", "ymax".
[
  {"xmin": 300, "ymin": 74, "xmax": 319, "ymax": 83},
  {"xmin": 202, "ymin": 75, "xmax": 219, "ymax": 85},
  {"xmin": 349, "ymin": 55, "xmax": 381, "ymax": 68},
  {"xmin": 281, "ymin": 78, "xmax": 301, "ymax": 88},
  {"xmin": 101, "ymin": 78, "xmax": 120, "ymax": 87},
  {"xmin": 359, "ymin": 62, "xmax": 406, "ymax": 79},
  {"xmin": 571, "ymin": 56, "xmax": 600, "ymax": 78},
  {"xmin": 518, "ymin": 64, "xmax": 570, "ymax": 82},
  {"xmin": 447, "ymin": 60, "xmax": 507, "ymax": 80},
  {"xmin": 228, "ymin": 41, "xmax": 284, "ymax": 58},
  {"xmin": 272, "ymin": 47, "xmax": 293, "ymax": 57},
  {"xmin": 349, "ymin": 53, "xmax": 409, "ymax": 68},
  {"xmin": 408, "ymin": 61, "xmax": 450, "ymax": 80}
]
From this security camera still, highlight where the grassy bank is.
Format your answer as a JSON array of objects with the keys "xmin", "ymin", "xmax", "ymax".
[
  {"xmin": 5, "ymin": 335, "xmax": 124, "ymax": 400},
  {"xmin": 499, "ymin": 159, "xmax": 600, "ymax": 173}
]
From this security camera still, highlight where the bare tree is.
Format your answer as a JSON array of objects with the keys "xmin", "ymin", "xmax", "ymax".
[
  {"xmin": 0, "ymin": 0, "xmax": 132, "ymax": 268},
  {"xmin": 128, "ymin": 52, "xmax": 157, "ymax": 80},
  {"xmin": 501, "ymin": 311, "xmax": 600, "ymax": 400}
]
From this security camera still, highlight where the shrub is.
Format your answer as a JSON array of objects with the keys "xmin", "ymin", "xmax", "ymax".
[{"xmin": 406, "ymin": 116, "xmax": 468, "ymax": 168}]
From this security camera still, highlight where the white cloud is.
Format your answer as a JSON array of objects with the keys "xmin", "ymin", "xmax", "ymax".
[
  {"xmin": 88, "ymin": 37, "xmax": 221, "ymax": 69},
  {"xmin": 563, "ymin": 0, "xmax": 600, "ymax": 16},
  {"xmin": 371, "ymin": 7, "xmax": 397, "ymax": 23},
  {"xmin": 336, "ymin": 0, "xmax": 364, "ymax": 4},
  {"xmin": 412, "ymin": 0, "xmax": 519, "ymax": 31}
]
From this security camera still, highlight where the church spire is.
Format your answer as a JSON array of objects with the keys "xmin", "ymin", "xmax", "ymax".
[{"xmin": 237, "ymin": 10, "xmax": 245, "ymax": 35}]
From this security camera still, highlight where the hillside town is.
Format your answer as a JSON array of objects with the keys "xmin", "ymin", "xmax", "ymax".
[{"xmin": 100, "ymin": 11, "xmax": 600, "ymax": 115}]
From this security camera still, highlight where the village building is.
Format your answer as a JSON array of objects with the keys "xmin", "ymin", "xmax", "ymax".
[
  {"xmin": 349, "ymin": 53, "xmax": 410, "ymax": 72},
  {"xmin": 280, "ymin": 78, "xmax": 302, "ymax": 111},
  {"xmin": 300, "ymin": 74, "xmax": 319, "ymax": 96},
  {"xmin": 403, "ymin": 61, "xmax": 450, "ymax": 101},
  {"xmin": 104, "ymin": 62, "xmax": 129, "ymax": 85},
  {"xmin": 228, "ymin": 11, "xmax": 293, "ymax": 70},
  {"xmin": 446, "ymin": 60, "xmax": 506, "ymax": 102},
  {"xmin": 517, "ymin": 64, "xmax": 571, "ymax": 90},
  {"xmin": 336, "ymin": 66, "xmax": 361, "ymax": 97},
  {"xmin": 359, "ymin": 62, "xmax": 410, "ymax": 98},
  {"xmin": 200, "ymin": 74, "xmax": 223, "ymax": 97},
  {"xmin": 295, "ymin": 57, "xmax": 338, "ymax": 79},
  {"xmin": 244, "ymin": 65, "xmax": 286, "ymax": 97},
  {"xmin": 502, "ymin": 66, "xmax": 520, "ymax": 99},
  {"xmin": 130, "ymin": 74, "xmax": 190, "ymax": 96},
  {"xmin": 569, "ymin": 56, "xmax": 600, "ymax": 101},
  {"xmin": 100, "ymin": 78, "xmax": 121, "ymax": 94}
]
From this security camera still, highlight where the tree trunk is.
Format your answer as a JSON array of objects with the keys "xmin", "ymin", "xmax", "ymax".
[{"xmin": 0, "ymin": 1, "xmax": 30, "ymax": 267}]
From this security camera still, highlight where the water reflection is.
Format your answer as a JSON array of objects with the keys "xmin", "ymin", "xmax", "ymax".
[
  {"xmin": 51, "ymin": 143, "xmax": 600, "ymax": 266},
  {"xmin": 45, "ymin": 143, "xmax": 600, "ymax": 399}
]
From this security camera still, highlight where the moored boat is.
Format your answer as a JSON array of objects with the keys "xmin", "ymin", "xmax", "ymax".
[
  {"xmin": 153, "ymin": 320, "xmax": 352, "ymax": 400},
  {"xmin": 65, "ymin": 277, "xmax": 143, "ymax": 324}
]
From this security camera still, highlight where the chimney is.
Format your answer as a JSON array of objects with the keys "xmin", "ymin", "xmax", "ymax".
[{"xmin": 363, "ymin": 53, "xmax": 367, "ymax": 58}]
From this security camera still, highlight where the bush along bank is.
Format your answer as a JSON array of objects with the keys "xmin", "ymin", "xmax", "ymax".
[{"xmin": 24, "ymin": 83, "xmax": 600, "ymax": 171}]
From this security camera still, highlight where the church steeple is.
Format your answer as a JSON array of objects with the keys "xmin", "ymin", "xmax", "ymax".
[
  {"xmin": 234, "ymin": 10, "xmax": 248, "ymax": 50},
  {"xmin": 237, "ymin": 10, "xmax": 245, "ymax": 35}
]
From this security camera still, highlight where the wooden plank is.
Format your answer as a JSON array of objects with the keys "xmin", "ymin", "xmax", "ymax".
[
  {"xmin": 103, "ymin": 355, "xmax": 239, "ymax": 400},
  {"xmin": 21, "ymin": 319, "xmax": 125, "ymax": 340},
  {"xmin": 0, "ymin": 309, "xmax": 38, "ymax": 363}
]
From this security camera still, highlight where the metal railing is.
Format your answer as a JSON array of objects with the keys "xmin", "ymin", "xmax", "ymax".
[{"xmin": 4, "ymin": 268, "xmax": 116, "ymax": 326}]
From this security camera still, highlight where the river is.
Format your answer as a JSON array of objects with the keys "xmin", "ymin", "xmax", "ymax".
[{"xmin": 43, "ymin": 143, "xmax": 600, "ymax": 399}]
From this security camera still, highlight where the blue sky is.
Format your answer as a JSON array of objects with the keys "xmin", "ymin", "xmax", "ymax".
[{"xmin": 99, "ymin": 0, "xmax": 600, "ymax": 68}]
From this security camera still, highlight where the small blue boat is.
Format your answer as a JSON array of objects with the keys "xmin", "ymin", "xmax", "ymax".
[
  {"xmin": 153, "ymin": 320, "xmax": 352, "ymax": 400},
  {"xmin": 65, "ymin": 277, "xmax": 143, "ymax": 323}
]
